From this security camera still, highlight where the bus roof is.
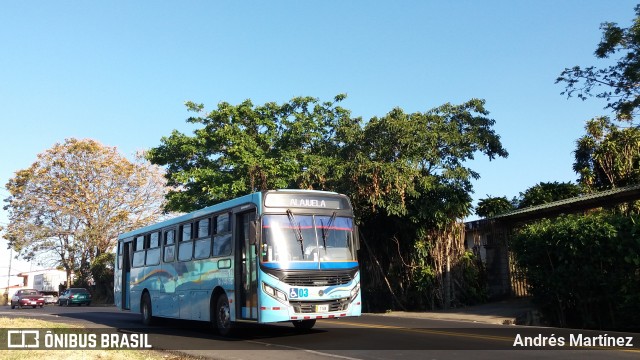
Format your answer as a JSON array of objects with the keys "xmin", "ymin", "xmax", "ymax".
[
  {"xmin": 118, "ymin": 192, "xmax": 261, "ymax": 240},
  {"xmin": 117, "ymin": 189, "xmax": 343, "ymax": 241}
]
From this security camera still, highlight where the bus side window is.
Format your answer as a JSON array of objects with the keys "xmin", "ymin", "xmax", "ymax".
[
  {"xmin": 194, "ymin": 218, "xmax": 212, "ymax": 259},
  {"xmin": 213, "ymin": 213, "xmax": 232, "ymax": 257},
  {"xmin": 181, "ymin": 223, "xmax": 192, "ymax": 241},
  {"xmin": 163, "ymin": 230, "xmax": 175, "ymax": 263},
  {"xmin": 149, "ymin": 232, "xmax": 160, "ymax": 248},
  {"xmin": 135, "ymin": 236, "xmax": 145, "ymax": 251},
  {"xmin": 197, "ymin": 218, "xmax": 210, "ymax": 238},
  {"xmin": 132, "ymin": 235, "xmax": 146, "ymax": 267},
  {"xmin": 146, "ymin": 232, "xmax": 161, "ymax": 265},
  {"xmin": 217, "ymin": 213, "xmax": 230, "ymax": 232},
  {"xmin": 117, "ymin": 242, "xmax": 123, "ymax": 269},
  {"xmin": 178, "ymin": 223, "xmax": 193, "ymax": 261}
]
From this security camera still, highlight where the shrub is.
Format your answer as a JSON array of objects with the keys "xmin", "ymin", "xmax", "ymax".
[{"xmin": 512, "ymin": 212, "xmax": 640, "ymax": 330}]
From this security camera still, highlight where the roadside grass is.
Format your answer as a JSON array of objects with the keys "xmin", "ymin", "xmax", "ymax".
[{"xmin": 0, "ymin": 318, "xmax": 196, "ymax": 360}]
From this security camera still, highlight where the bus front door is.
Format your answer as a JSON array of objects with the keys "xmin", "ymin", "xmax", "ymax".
[
  {"xmin": 121, "ymin": 241, "xmax": 131, "ymax": 310},
  {"xmin": 235, "ymin": 211, "xmax": 257, "ymax": 320}
]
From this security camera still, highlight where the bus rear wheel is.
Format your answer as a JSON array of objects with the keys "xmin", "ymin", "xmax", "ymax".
[
  {"xmin": 141, "ymin": 293, "xmax": 155, "ymax": 326},
  {"xmin": 292, "ymin": 319, "xmax": 316, "ymax": 331},
  {"xmin": 214, "ymin": 293, "xmax": 233, "ymax": 336}
]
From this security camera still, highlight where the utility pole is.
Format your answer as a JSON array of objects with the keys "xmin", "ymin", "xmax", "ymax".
[
  {"xmin": 5, "ymin": 248, "xmax": 11, "ymax": 305},
  {"xmin": 7, "ymin": 248, "xmax": 12, "ymax": 288}
]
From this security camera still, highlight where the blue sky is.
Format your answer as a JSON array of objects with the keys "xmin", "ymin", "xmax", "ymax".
[{"xmin": 0, "ymin": 1, "xmax": 636, "ymax": 276}]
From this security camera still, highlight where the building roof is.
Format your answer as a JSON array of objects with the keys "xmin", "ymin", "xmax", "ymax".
[
  {"xmin": 16, "ymin": 269, "xmax": 66, "ymax": 276},
  {"xmin": 488, "ymin": 184, "xmax": 640, "ymax": 224}
]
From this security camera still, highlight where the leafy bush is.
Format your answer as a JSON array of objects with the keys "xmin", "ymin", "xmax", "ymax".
[
  {"xmin": 91, "ymin": 252, "xmax": 115, "ymax": 304},
  {"xmin": 455, "ymin": 250, "xmax": 488, "ymax": 305},
  {"xmin": 512, "ymin": 212, "xmax": 640, "ymax": 330}
]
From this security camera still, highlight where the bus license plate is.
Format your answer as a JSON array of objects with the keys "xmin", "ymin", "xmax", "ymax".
[{"xmin": 316, "ymin": 304, "xmax": 329, "ymax": 313}]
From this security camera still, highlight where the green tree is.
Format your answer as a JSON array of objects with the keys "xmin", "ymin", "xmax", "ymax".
[
  {"xmin": 336, "ymin": 100, "xmax": 508, "ymax": 309},
  {"xmin": 148, "ymin": 96, "xmax": 508, "ymax": 310},
  {"xmin": 147, "ymin": 95, "xmax": 349, "ymax": 213},
  {"xmin": 4, "ymin": 138, "xmax": 167, "ymax": 287},
  {"xmin": 516, "ymin": 181, "xmax": 583, "ymax": 208},
  {"xmin": 340, "ymin": 100, "xmax": 508, "ymax": 224},
  {"xmin": 557, "ymin": 5, "xmax": 640, "ymax": 121},
  {"xmin": 574, "ymin": 116, "xmax": 640, "ymax": 190},
  {"xmin": 475, "ymin": 196, "xmax": 515, "ymax": 218},
  {"xmin": 91, "ymin": 252, "xmax": 115, "ymax": 303}
]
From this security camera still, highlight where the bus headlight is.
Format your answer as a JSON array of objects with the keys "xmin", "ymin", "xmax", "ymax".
[
  {"xmin": 350, "ymin": 282, "xmax": 360, "ymax": 302},
  {"xmin": 262, "ymin": 282, "xmax": 288, "ymax": 302}
]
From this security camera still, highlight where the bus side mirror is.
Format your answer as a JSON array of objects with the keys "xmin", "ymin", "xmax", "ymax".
[
  {"xmin": 354, "ymin": 225, "xmax": 360, "ymax": 251},
  {"xmin": 249, "ymin": 220, "xmax": 258, "ymax": 245}
]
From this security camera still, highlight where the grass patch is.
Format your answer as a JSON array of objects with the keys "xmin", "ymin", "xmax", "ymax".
[
  {"xmin": 0, "ymin": 318, "xmax": 194, "ymax": 360},
  {"xmin": 0, "ymin": 317, "xmax": 80, "ymax": 329}
]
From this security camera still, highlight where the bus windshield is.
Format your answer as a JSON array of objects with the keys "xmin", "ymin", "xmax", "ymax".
[{"xmin": 261, "ymin": 214, "xmax": 355, "ymax": 263}]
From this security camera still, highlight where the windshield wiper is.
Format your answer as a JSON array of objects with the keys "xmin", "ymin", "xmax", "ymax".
[
  {"xmin": 321, "ymin": 212, "xmax": 337, "ymax": 250},
  {"xmin": 286, "ymin": 209, "xmax": 305, "ymax": 257}
]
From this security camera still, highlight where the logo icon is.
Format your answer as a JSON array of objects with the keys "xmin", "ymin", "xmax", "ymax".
[{"xmin": 7, "ymin": 330, "xmax": 40, "ymax": 348}]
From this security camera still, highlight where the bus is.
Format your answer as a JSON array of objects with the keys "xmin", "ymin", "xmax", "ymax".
[{"xmin": 114, "ymin": 189, "xmax": 361, "ymax": 335}]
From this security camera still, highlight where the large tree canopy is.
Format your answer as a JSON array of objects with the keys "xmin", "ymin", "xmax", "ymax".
[
  {"xmin": 147, "ymin": 95, "xmax": 350, "ymax": 212},
  {"xmin": 341, "ymin": 100, "xmax": 508, "ymax": 226},
  {"xmin": 148, "ymin": 96, "xmax": 508, "ymax": 222},
  {"xmin": 557, "ymin": 5, "xmax": 640, "ymax": 121},
  {"xmin": 4, "ymin": 138, "xmax": 168, "ymax": 286},
  {"xmin": 148, "ymin": 95, "xmax": 508, "ymax": 310}
]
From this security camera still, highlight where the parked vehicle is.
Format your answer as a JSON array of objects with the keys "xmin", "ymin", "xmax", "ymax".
[
  {"xmin": 58, "ymin": 288, "xmax": 92, "ymax": 306},
  {"xmin": 11, "ymin": 289, "xmax": 45, "ymax": 309},
  {"xmin": 42, "ymin": 294, "xmax": 59, "ymax": 305},
  {"xmin": 33, "ymin": 272, "xmax": 65, "ymax": 294}
]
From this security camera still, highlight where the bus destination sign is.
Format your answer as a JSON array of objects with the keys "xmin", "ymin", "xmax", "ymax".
[{"xmin": 264, "ymin": 193, "xmax": 347, "ymax": 209}]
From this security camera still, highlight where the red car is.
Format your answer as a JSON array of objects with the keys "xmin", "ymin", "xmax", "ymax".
[{"xmin": 11, "ymin": 289, "xmax": 45, "ymax": 309}]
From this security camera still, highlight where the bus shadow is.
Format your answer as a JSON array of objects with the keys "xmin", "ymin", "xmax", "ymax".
[
  {"xmin": 148, "ymin": 317, "xmax": 325, "ymax": 341},
  {"xmin": 53, "ymin": 310, "xmax": 324, "ymax": 342}
]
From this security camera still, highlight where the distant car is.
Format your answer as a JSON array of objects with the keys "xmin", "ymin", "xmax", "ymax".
[
  {"xmin": 42, "ymin": 294, "xmax": 58, "ymax": 305},
  {"xmin": 58, "ymin": 288, "xmax": 92, "ymax": 306},
  {"xmin": 11, "ymin": 289, "xmax": 45, "ymax": 309}
]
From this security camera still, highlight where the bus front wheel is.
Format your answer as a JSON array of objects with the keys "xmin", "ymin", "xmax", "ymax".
[
  {"xmin": 214, "ymin": 293, "xmax": 233, "ymax": 336},
  {"xmin": 141, "ymin": 293, "xmax": 155, "ymax": 326},
  {"xmin": 292, "ymin": 319, "xmax": 316, "ymax": 331}
]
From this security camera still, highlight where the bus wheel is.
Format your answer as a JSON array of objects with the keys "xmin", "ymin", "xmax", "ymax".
[
  {"xmin": 292, "ymin": 319, "xmax": 316, "ymax": 331},
  {"xmin": 141, "ymin": 293, "xmax": 155, "ymax": 326},
  {"xmin": 215, "ymin": 293, "xmax": 233, "ymax": 336}
]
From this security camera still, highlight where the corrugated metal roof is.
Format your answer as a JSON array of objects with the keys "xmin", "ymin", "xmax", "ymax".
[{"xmin": 489, "ymin": 183, "xmax": 640, "ymax": 223}]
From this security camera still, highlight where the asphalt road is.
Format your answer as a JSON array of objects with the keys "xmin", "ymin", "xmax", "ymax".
[{"xmin": 1, "ymin": 304, "xmax": 638, "ymax": 360}]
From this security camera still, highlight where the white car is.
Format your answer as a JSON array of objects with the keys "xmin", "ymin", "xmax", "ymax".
[{"xmin": 42, "ymin": 294, "xmax": 58, "ymax": 304}]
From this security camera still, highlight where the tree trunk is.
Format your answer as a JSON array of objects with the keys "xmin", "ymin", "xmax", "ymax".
[
  {"xmin": 65, "ymin": 268, "xmax": 72, "ymax": 290},
  {"xmin": 444, "ymin": 251, "xmax": 451, "ymax": 310}
]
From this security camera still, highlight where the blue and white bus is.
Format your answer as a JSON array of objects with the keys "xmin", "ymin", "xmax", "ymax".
[{"xmin": 114, "ymin": 189, "xmax": 361, "ymax": 335}]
